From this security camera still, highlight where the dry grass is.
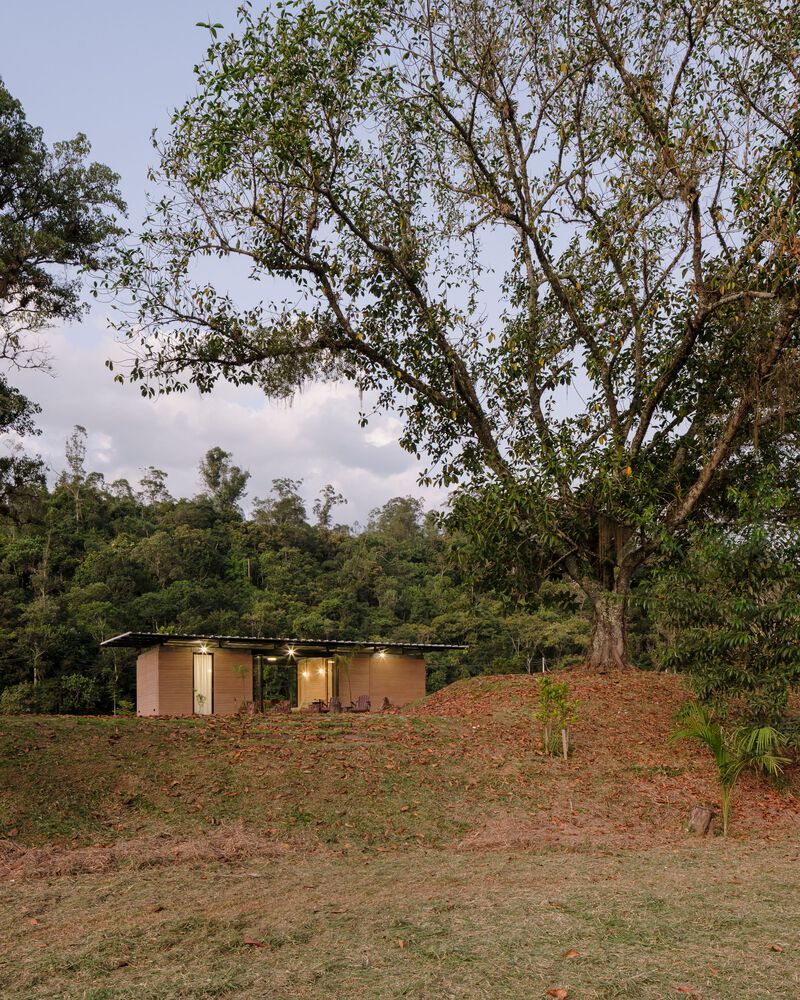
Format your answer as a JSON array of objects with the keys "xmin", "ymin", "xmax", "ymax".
[
  {"xmin": 0, "ymin": 823, "xmax": 283, "ymax": 879},
  {"xmin": 2, "ymin": 671, "xmax": 798, "ymax": 855},
  {"xmin": 1, "ymin": 672, "xmax": 799, "ymax": 998},
  {"xmin": 414, "ymin": 670, "xmax": 800, "ymax": 844},
  {"xmin": 2, "ymin": 842, "xmax": 799, "ymax": 999}
]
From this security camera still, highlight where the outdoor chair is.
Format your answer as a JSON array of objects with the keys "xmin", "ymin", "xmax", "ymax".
[
  {"xmin": 328, "ymin": 696, "xmax": 343, "ymax": 713},
  {"xmin": 350, "ymin": 694, "xmax": 370, "ymax": 713}
]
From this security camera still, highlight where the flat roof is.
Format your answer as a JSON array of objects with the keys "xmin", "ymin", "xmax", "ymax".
[{"xmin": 100, "ymin": 632, "xmax": 468, "ymax": 655}]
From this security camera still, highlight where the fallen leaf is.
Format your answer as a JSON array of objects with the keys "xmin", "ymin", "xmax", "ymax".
[
  {"xmin": 708, "ymin": 966, "xmax": 719, "ymax": 975},
  {"xmin": 397, "ymin": 938, "xmax": 406, "ymax": 949},
  {"xmin": 769, "ymin": 944, "xmax": 784, "ymax": 952},
  {"xmin": 674, "ymin": 987, "xmax": 701, "ymax": 998},
  {"xmin": 243, "ymin": 936, "xmax": 267, "ymax": 948},
  {"xmin": 546, "ymin": 989, "xmax": 568, "ymax": 999},
  {"xmin": 27, "ymin": 917, "xmax": 39, "ymax": 926},
  {"xmin": 564, "ymin": 949, "xmax": 579, "ymax": 959}
]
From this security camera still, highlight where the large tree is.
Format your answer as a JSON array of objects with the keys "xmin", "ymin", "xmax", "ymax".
[
  {"xmin": 0, "ymin": 78, "xmax": 124, "ymax": 369},
  {"xmin": 0, "ymin": 79, "xmax": 124, "ymax": 516},
  {"xmin": 198, "ymin": 446, "xmax": 251, "ymax": 513},
  {"xmin": 109, "ymin": 0, "xmax": 800, "ymax": 668}
]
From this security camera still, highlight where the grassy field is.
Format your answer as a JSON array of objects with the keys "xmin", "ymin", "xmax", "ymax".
[
  {"xmin": 2, "ymin": 841, "xmax": 799, "ymax": 999},
  {"xmin": 1, "ymin": 672, "xmax": 799, "ymax": 998}
]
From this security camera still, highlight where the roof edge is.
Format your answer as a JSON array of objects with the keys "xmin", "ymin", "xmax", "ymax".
[{"xmin": 100, "ymin": 631, "xmax": 468, "ymax": 653}]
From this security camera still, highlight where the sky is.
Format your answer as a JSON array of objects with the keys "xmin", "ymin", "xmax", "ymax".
[{"xmin": 1, "ymin": 1, "xmax": 448, "ymax": 523}]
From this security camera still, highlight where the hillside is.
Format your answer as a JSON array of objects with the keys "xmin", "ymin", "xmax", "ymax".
[
  {"xmin": 2, "ymin": 673, "xmax": 800, "ymax": 1000},
  {"xmin": 2, "ymin": 672, "xmax": 798, "ymax": 879},
  {"xmin": 415, "ymin": 670, "xmax": 800, "ymax": 848}
]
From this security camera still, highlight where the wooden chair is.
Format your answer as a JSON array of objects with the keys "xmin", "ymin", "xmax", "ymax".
[
  {"xmin": 351, "ymin": 694, "xmax": 370, "ymax": 713},
  {"xmin": 328, "ymin": 696, "xmax": 343, "ymax": 713}
]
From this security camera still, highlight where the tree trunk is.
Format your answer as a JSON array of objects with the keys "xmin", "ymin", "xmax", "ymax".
[{"xmin": 585, "ymin": 591, "xmax": 631, "ymax": 670}]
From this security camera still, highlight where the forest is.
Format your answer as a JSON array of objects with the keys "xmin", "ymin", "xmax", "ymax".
[
  {"xmin": 0, "ymin": 430, "xmax": 593, "ymax": 714},
  {"xmin": 3, "ymin": 421, "xmax": 798, "ymax": 722}
]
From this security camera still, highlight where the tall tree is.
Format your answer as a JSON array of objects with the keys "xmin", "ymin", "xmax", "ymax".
[
  {"xmin": 0, "ymin": 375, "xmax": 44, "ymax": 510},
  {"xmin": 0, "ymin": 78, "xmax": 123, "ymax": 525},
  {"xmin": 252, "ymin": 478, "xmax": 313, "ymax": 550},
  {"xmin": 58, "ymin": 424, "xmax": 87, "ymax": 524},
  {"xmin": 198, "ymin": 446, "xmax": 250, "ymax": 513},
  {"xmin": 313, "ymin": 484, "xmax": 348, "ymax": 530},
  {"xmin": 138, "ymin": 466, "xmax": 172, "ymax": 506},
  {"xmin": 0, "ymin": 78, "xmax": 124, "ymax": 368},
  {"xmin": 109, "ymin": 0, "xmax": 800, "ymax": 668}
]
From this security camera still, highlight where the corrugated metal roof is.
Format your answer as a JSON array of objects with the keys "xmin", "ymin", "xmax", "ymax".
[{"xmin": 100, "ymin": 631, "xmax": 468, "ymax": 653}]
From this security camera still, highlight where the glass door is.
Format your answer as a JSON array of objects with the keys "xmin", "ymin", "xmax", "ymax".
[{"xmin": 193, "ymin": 652, "xmax": 213, "ymax": 714}]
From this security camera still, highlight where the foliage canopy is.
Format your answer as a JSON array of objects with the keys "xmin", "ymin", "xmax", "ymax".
[
  {"xmin": 108, "ymin": 0, "xmax": 800, "ymax": 666},
  {"xmin": 645, "ymin": 486, "xmax": 800, "ymax": 723},
  {"xmin": 0, "ymin": 78, "xmax": 124, "ymax": 369}
]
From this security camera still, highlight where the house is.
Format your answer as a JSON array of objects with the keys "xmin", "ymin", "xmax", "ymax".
[{"xmin": 100, "ymin": 632, "xmax": 467, "ymax": 716}]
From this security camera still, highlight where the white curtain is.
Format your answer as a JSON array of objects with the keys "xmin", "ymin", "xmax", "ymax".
[{"xmin": 193, "ymin": 653, "xmax": 213, "ymax": 714}]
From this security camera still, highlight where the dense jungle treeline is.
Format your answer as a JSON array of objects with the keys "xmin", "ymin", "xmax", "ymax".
[
  {"xmin": 2, "ymin": 428, "xmax": 799, "ymax": 724},
  {"xmin": 0, "ymin": 431, "xmax": 593, "ymax": 713}
]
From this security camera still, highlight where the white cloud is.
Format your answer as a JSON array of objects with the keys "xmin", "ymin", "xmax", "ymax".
[
  {"xmin": 11, "ymin": 317, "xmax": 450, "ymax": 523},
  {"xmin": 364, "ymin": 419, "xmax": 404, "ymax": 448}
]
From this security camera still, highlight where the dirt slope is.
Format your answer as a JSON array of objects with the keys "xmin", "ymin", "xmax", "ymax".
[
  {"xmin": 0, "ymin": 671, "xmax": 798, "ymax": 880},
  {"xmin": 413, "ymin": 670, "xmax": 800, "ymax": 848}
]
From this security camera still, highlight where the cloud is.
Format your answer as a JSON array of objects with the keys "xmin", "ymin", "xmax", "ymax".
[
  {"xmin": 2, "ymin": 1, "xmax": 461, "ymax": 527},
  {"xmin": 11, "ymin": 317, "xmax": 450, "ymax": 522}
]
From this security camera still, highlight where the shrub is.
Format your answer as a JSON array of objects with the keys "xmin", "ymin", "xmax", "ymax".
[
  {"xmin": 644, "ymin": 500, "xmax": 800, "ymax": 723},
  {"xmin": 59, "ymin": 674, "xmax": 101, "ymax": 713},
  {"xmin": 0, "ymin": 682, "xmax": 37, "ymax": 714},
  {"xmin": 670, "ymin": 703, "xmax": 789, "ymax": 836},
  {"xmin": 535, "ymin": 675, "xmax": 579, "ymax": 759},
  {"xmin": 0, "ymin": 675, "xmax": 102, "ymax": 715}
]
